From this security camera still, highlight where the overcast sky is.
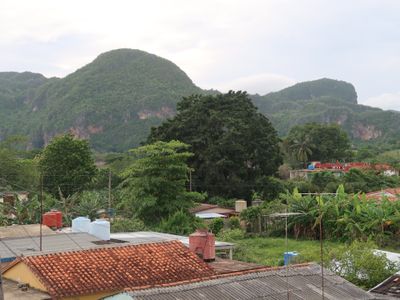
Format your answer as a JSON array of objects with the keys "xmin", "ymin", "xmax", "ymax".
[{"xmin": 1, "ymin": 0, "xmax": 399, "ymax": 111}]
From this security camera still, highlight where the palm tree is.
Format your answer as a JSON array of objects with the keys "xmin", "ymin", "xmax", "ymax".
[{"xmin": 289, "ymin": 134, "xmax": 314, "ymax": 168}]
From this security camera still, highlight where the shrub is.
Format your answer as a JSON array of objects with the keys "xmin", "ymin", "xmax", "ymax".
[
  {"xmin": 208, "ymin": 196, "xmax": 235, "ymax": 208},
  {"xmin": 111, "ymin": 218, "xmax": 146, "ymax": 233},
  {"xmin": 325, "ymin": 240, "xmax": 399, "ymax": 289},
  {"xmin": 217, "ymin": 228, "xmax": 245, "ymax": 242},
  {"xmin": 159, "ymin": 210, "xmax": 205, "ymax": 235},
  {"xmin": 209, "ymin": 218, "xmax": 224, "ymax": 235},
  {"xmin": 228, "ymin": 216, "xmax": 241, "ymax": 229}
]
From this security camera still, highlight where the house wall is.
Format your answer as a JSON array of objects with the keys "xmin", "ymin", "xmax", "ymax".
[
  {"xmin": 63, "ymin": 290, "xmax": 118, "ymax": 300},
  {"xmin": 3, "ymin": 262, "xmax": 47, "ymax": 291},
  {"xmin": 3, "ymin": 262, "xmax": 118, "ymax": 300}
]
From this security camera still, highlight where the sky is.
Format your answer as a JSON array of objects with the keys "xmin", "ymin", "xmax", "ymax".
[{"xmin": 1, "ymin": 0, "xmax": 399, "ymax": 111}]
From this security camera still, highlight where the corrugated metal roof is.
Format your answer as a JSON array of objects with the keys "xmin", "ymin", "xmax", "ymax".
[
  {"xmin": 118, "ymin": 264, "xmax": 377, "ymax": 300},
  {"xmin": 110, "ymin": 231, "xmax": 234, "ymax": 250},
  {"xmin": 195, "ymin": 212, "xmax": 227, "ymax": 219},
  {"xmin": 0, "ymin": 232, "xmax": 103, "ymax": 259}
]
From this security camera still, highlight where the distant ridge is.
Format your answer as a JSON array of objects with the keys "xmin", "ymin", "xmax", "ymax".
[{"xmin": 0, "ymin": 49, "xmax": 399, "ymax": 151}]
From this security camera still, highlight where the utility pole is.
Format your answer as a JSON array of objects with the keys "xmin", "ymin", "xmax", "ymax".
[
  {"xmin": 318, "ymin": 195, "xmax": 325, "ymax": 300},
  {"xmin": 0, "ymin": 250, "xmax": 4, "ymax": 300},
  {"xmin": 189, "ymin": 169, "xmax": 192, "ymax": 192},
  {"xmin": 40, "ymin": 173, "xmax": 43, "ymax": 251},
  {"xmin": 108, "ymin": 169, "xmax": 112, "ymax": 219}
]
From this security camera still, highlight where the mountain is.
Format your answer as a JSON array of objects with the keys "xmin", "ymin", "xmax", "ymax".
[
  {"xmin": 0, "ymin": 49, "xmax": 399, "ymax": 152},
  {"xmin": 252, "ymin": 78, "xmax": 400, "ymax": 143},
  {"xmin": 0, "ymin": 49, "xmax": 202, "ymax": 152}
]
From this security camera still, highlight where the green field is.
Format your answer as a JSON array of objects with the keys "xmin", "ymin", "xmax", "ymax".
[{"xmin": 231, "ymin": 237, "xmax": 348, "ymax": 266}]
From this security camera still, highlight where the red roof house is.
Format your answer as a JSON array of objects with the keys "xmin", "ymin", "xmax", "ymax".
[{"xmin": 2, "ymin": 240, "xmax": 216, "ymax": 299}]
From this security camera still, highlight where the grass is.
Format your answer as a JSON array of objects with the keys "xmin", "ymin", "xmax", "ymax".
[{"xmin": 230, "ymin": 236, "xmax": 344, "ymax": 266}]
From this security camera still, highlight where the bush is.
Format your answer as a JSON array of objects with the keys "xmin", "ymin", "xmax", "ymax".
[
  {"xmin": 208, "ymin": 196, "xmax": 235, "ymax": 208},
  {"xmin": 111, "ymin": 218, "xmax": 146, "ymax": 233},
  {"xmin": 326, "ymin": 240, "xmax": 399, "ymax": 289},
  {"xmin": 217, "ymin": 228, "xmax": 245, "ymax": 242},
  {"xmin": 227, "ymin": 216, "xmax": 241, "ymax": 229},
  {"xmin": 209, "ymin": 218, "xmax": 224, "ymax": 235},
  {"xmin": 159, "ymin": 210, "xmax": 205, "ymax": 235}
]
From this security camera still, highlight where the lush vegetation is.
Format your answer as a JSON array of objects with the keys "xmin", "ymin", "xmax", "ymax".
[
  {"xmin": 217, "ymin": 233, "xmax": 397, "ymax": 289},
  {"xmin": 0, "ymin": 49, "xmax": 203, "ymax": 152},
  {"xmin": 38, "ymin": 134, "xmax": 97, "ymax": 198},
  {"xmin": 240, "ymin": 185, "xmax": 400, "ymax": 247},
  {"xmin": 1, "ymin": 61, "xmax": 400, "ymax": 291},
  {"xmin": 252, "ymin": 78, "xmax": 400, "ymax": 146},
  {"xmin": 1, "ymin": 52, "xmax": 400, "ymax": 153},
  {"xmin": 284, "ymin": 123, "xmax": 351, "ymax": 166},
  {"xmin": 118, "ymin": 140, "xmax": 204, "ymax": 225},
  {"xmin": 149, "ymin": 91, "xmax": 282, "ymax": 199}
]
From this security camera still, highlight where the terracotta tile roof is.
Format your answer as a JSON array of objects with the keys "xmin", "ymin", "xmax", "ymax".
[
  {"xmin": 365, "ymin": 188, "xmax": 400, "ymax": 201},
  {"xmin": 19, "ymin": 240, "xmax": 216, "ymax": 299},
  {"xmin": 189, "ymin": 203, "xmax": 219, "ymax": 213}
]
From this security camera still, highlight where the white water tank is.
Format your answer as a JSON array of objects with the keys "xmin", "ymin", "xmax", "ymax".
[
  {"xmin": 72, "ymin": 217, "xmax": 91, "ymax": 233},
  {"xmin": 89, "ymin": 219, "xmax": 110, "ymax": 240}
]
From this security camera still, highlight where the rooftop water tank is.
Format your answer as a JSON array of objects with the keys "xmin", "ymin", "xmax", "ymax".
[
  {"xmin": 284, "ymin": 251, "xmax": 299, "ymax": 265},
  {"xmin": 72, "ymin": 217, "xmax": 91, "ymax": 233},
  {"xmin": 89, "ymin": 219, "xmax": 110, "ymax": 240},
  {"xmin": 235, "ymin": 200, "xmax": 247, "ymax": 213},
  {"xmin": 42, "ymin": 210, "xmax": 62, "ymax": 229}
]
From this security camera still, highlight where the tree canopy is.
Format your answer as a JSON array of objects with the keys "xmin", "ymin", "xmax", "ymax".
[
  {"xmin": 38, "ymin": 134, "xmax": 97, "ymax": 198},
  {"xmin": 118, "ymin": 140, "xmax": 203, "ymax": 225},
  {"xmin": 286, "ymin": 123, "xmax": 351, "ymax": 165},
  {"xmin": 148, "ymin": 91, "xmax": 282, "ymax": 199}
]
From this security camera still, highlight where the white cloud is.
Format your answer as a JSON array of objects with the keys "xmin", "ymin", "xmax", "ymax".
[
  {"xmin": 215, "ymin": 73, "xmax": 296, "ymax": 95},
  {"xmin": 1, "ymin": 0, "xmax": 400, "ymax": 104},
  {"xmin": 362, "ymin": 93, "xmax": 400, "ymax": 111}
]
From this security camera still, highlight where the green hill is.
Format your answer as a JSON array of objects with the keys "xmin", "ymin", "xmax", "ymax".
[
  {"xmin": 252, "ymin": 78, "xmax": 400, "ymax": 143},
  {"xmin": 0, "ymin": 49, "xmax": 202, "ymax": 151},
  {"xmin": 0, "ymin": 50, "xmax": 399, "ymax": 152}
]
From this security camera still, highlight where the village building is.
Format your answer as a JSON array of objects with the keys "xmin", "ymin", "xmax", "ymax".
[
  {"xmin": 2, "ymin": 240, "xmax": 217, "ymax": 300},
  {"xmin": 365, "ymin": 188, "xmax": 400, "ymax": 202},
  {"xmin": 290, "ymin": 162, "xmax": 399, "ymax": 180},
  {"xmin": 189, "ymin": 203, "xmax": 237, "ymax": 219}
]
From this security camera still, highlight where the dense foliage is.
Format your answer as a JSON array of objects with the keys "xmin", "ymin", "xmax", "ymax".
[
  {"xmin": 0, "ymin": 49, "xmax": 203, "ymax": 152},
  {"xmin": 38, "ymin": 134, "xmax": 97, "ymax": 198},
  {"xmin": 252, "ymin": 78, "xmax": 400, "ymax": 144},
  {"xmin": 1, "ymin": 53, "xmax": 399, "ymax": 153},
  {"xmin": 118, "ymin": 141, "xmax": 204, "ymax": 225},
  {"xmin": 149, "ymin": 91, "xmax": 282, "ymax": 199},
  {"xmin": 326, "ymin": 240, "xmax": 398, "ymax": 289},
  {"xmin": 274, "ymin": 186, "xmax": 400, "ymax": 246},
  {"xmin": 285, "ymin": 123, "xmax": 351, "ymax": 166},
  {"xmin": 0, "ymin": 136, "xmax": 39, "ymax": 191}
]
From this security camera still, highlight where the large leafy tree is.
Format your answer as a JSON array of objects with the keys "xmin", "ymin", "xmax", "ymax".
[
  {"xmin": 148, "ymin": 91, "xmax": 282, "ymax": 199},
  {"xmin": 119, "ymin": 140, "xmax": 204, "ymax": 225},
  {"xmin": 0, "ymin": 136, "xmax": 39, "ymax": 191},
  {"xmin": 286, "ymin": 123, "xmax": 351, "ymax": 164},
  {"xmin": 38, "ymin": 134, "xmax": 97, "ymax": 198}
]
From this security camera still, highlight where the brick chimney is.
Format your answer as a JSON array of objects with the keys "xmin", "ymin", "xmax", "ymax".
[{"xmin": 189, "ymin": 229, "xmax": 215, "ymax": 261}]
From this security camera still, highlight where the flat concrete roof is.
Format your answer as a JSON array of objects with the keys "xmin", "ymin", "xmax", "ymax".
[
  {"xmin": 0, "ymin": 224, "xmax": 55, "ymax": 239},
  {"xmin": 0, "ymin": 232, "xmax": 103, "ymax": 260},
  {"xmin": 110, "ymin": 231, "xmax": 234, "ymax": 250}
]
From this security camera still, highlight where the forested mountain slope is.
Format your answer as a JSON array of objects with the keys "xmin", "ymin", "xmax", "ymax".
[
  {"xmin": 0, "ymin": 49, "xmax": 398, "ymax": 152},
  {"xmin": 252, "ymin": 78, "xmax": 400, "ymax": 143},
  {"xmin": 0, "ymin": 49, "xmax": 202, "ymax": 151}
]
